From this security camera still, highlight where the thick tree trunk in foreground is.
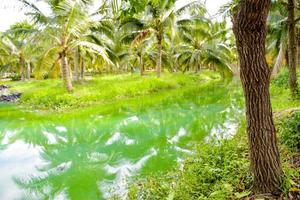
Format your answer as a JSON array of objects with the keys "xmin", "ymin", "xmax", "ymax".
[
  {"xmin": 156, "ymin": 34, "xmax": 162, "ymax": 78},
  {"xmin": 288, "ymin": 0, "xmax": 299, "ymax": 97},
  {"xmin": 60, "ymin": 52, "xmax": 73, "ymax": 92},
  {"xmin": 233, "ymin": 0, "xmax": 283, "ymax": 194}
]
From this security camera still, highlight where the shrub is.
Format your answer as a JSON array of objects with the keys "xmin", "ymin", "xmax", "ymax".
[
  {"xmin": 278, "ymin": 112, "xmax": 300, "ymax": 151},
  {"xmin": 272, "ymin": 69, "xmax": 290, "ymax": 89},
  {"xmin": 11, "ymin": 74, "xmax": 21, "ymax": 81},
  {"xmin": 272, "ymin": 68, "xmax": 300, "ymax": 90}
]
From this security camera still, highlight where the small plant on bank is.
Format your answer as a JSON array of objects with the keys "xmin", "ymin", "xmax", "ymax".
[{"xmin": 278, "ymin": 112, "xmax": 300, "ymax": 152}]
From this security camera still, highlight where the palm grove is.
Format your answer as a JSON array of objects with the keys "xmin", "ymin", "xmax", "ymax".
[{"xmin": 0, "ymin": 0, "xmax": 300, "ymax": 197}]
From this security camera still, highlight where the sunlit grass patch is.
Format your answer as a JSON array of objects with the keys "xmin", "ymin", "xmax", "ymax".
[{"xmin": 1, "ymin": 72, "xmax": 219, "ymax": 111}]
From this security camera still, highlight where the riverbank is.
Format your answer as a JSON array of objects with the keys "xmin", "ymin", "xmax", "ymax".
[
  {"xmin": 0, "ymin": 71, "xmax": 299, "ymax": 199},
  {"xmin": 0, "ymin": 72, "xmax": 244, "ymax": 199},
  {"xmin": 0, "ymin": 72, "xmax": 220, "ymax": 112},
  {"xmin": 127, "ymin": 119, "xmax": 300, "ymax": 200},
  {"xmin": 1, "ymin": 70, "xmax": 299, "ymax": 113},
  {"xmin": 125, "ymin": 70, "xmax": 300, "ymax": 200}
]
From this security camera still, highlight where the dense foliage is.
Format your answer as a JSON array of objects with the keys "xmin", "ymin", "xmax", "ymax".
[
  {"xmin": 0, "ymin": 0, "xmax": 238, "ymax": 92},
  {"xmin": 0, "ymin": 0, "xmax": 298, "ymax": 93},
  {"xmin": 272, "ymin": 68, "xmax": 300, "ymax": 89},
  {"xmin": 279, "ymin": 112, "xmax": 300, "ymax": 151}
]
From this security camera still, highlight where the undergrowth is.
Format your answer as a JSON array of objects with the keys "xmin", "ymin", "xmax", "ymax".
[
  {"xmin": 124, "ymin": 69, "xmax": 300, "ymax": 200},
  {"xmin": 125, "ymin": 120, "xmax": 300, "ymax": 200},
  {"xmin": 278, "ymin": 112, "xmax": 300, "ymax": 151},
  {"xmin": 271, "ymin": 69, "xmax": 300, "ymax": 111},
  {"xmin": 127, "ymin": 124, "xmax": 253, "ymax": 200}
]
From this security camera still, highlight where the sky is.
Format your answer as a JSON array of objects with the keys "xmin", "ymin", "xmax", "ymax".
[{"xmin": 0, "ymin": 0, "xmax": 231, "ymax": 31}]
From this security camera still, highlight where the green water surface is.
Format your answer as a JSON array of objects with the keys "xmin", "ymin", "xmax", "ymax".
[{"xmin": 0, "ymin": 82, "xmax": 244, "ymax": 200}]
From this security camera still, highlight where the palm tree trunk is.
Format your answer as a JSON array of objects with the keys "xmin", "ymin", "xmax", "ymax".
[
  {"xmin": 60, "ymin": 52, "xmax": 73, "ymax": 92},
  {"xmin": 26, "ymin": 62, "xmax": 31, "ymax": 80},
  {"xmin": 80, "ymin": 56, "xmax": 85, "ymax": 80},
  {"xmin": 19, "ymin": 54, "xmax": 26, "ymax": 81},
  {"xmin": 271, "ymin": 42, "xmax": 285, "ymax": 77},
  {"xmin": 287, "ymin": 0, "xmax": 299, "ymax": 97},
  {"xmin": 183, "ymin": 65, "xmax": 188, "ymax": 74},
  {"xmin": 73, "ymin": 47, "xmax": 80, "ymax": 82},
  {"xmin": 233, "ymin": 0, "xmax": 282, "ymax": 194},
  {"xmin": 285, "ymin": 49, "xmax": 289, "ymax": 66},
  {"xmin": 297, "ymin": 43, "xmax": 300, "ymax": 68},
  {"xmin": 195, "ymin": 64, "xmax": 200, "ymax": 73},
  {"xmin": 174, "ymin": 60, "xmax": 179, "ymax": 72},
  {"xmin": 140, "ymin": 54, "xmax": 144, "ymax": 76},
  {"xmin": 156, "ymin": 34, "xmax": 162, "ymax": 77},
  {"xmin": 297, "ymin": 27, "xmax": 300, "ymax": 68}
]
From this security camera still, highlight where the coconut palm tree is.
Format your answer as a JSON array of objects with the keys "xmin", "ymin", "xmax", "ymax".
[
  {"xmin": 0, "ymin": 21, "xmax": 37, "ymax": 80},
  {"xmin": 89, "ymin": 0, "xmax": 147, "ymax": 73},
  {"xmin": 267, "ymin": 0, "xmax": 299, "ymax": 96},
  {"xmin": 267, "ymin": 1, "xmax": 289, "ymax": 77},
  {"xmin": 123, "ymin": 0, "xmax": 200, "ymax": 77},
  {"xmin": 176, "ymin": 18, "xmax": 234, "ymax": 76},
  {"xmin": 19, "ymin": 0, "xmax": 112, "ymax": 92},
  {"xmin": 287, "ymin": 0, "xmax": 299, "ymax": 97}
]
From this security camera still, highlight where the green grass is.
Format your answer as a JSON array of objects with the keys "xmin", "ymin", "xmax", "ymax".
[
  {"xmin": 270, "ymin": 69, "xmax": 300, "ymax": 111},
  {"xmin": 1, "ymin": 72, "xmax": 220, "ymax": 111},
  {"xmin": 2, "ymin": 69, "xmax": 298, "ymax": 112}
]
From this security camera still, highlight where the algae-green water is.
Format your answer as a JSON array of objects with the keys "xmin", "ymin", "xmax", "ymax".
[{"xmin": 0, "ymin": 82, "xmax": 243, "ymax": 200}]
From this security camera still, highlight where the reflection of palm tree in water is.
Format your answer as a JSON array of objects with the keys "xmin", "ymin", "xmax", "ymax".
[
  {"xmin": 0, "ymin": 133, "xmax": 7, "ymax": 151},
  {"xmin": 13, "ymin": 126, "xmax": 109, "ymax": 200},
  {"xmin": 0, "ymin": 83, "xmax": 244, "ymax": 199},
  {"xmin": 12, "ymin": 120, "xmax": 159, "ymax": 200}
]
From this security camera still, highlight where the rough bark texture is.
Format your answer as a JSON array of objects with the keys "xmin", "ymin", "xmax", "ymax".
[
  {"xmin": 156, "ymin": 34, "xmax": 162, "ymax": 78},
  {"xmin": 288, "ymin": 0, "xmax": 299, "ymax": 97},
  {"xmin": 233, "ymin": 0, "xmax": 283, "ymax": 194},
  {"xmin": 60, "ymin": 51, "xmax": 73, "ymax": 93}
]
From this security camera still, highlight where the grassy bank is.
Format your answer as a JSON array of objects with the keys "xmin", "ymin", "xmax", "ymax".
[
  {"xmin": 271, "ymin": 69, "xmax": 300, "ymax": 111},
  {"xmin": 125, "ymin": 70, "xmax": 300, "ymax": 200},
  {"xmin": 2, "ymin": 70, "xmax": 298, "ymax": 112},
  {"xmin": 126, "ymin": 119, "xmax": 300, "ymax": 200},
  {"xmin": 1, "ymin": 70, "xmax": 300, "ymax": 199},
  {"xmin": 1, "ymin": 72, "xmax": 220, "ymax": 111}
]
